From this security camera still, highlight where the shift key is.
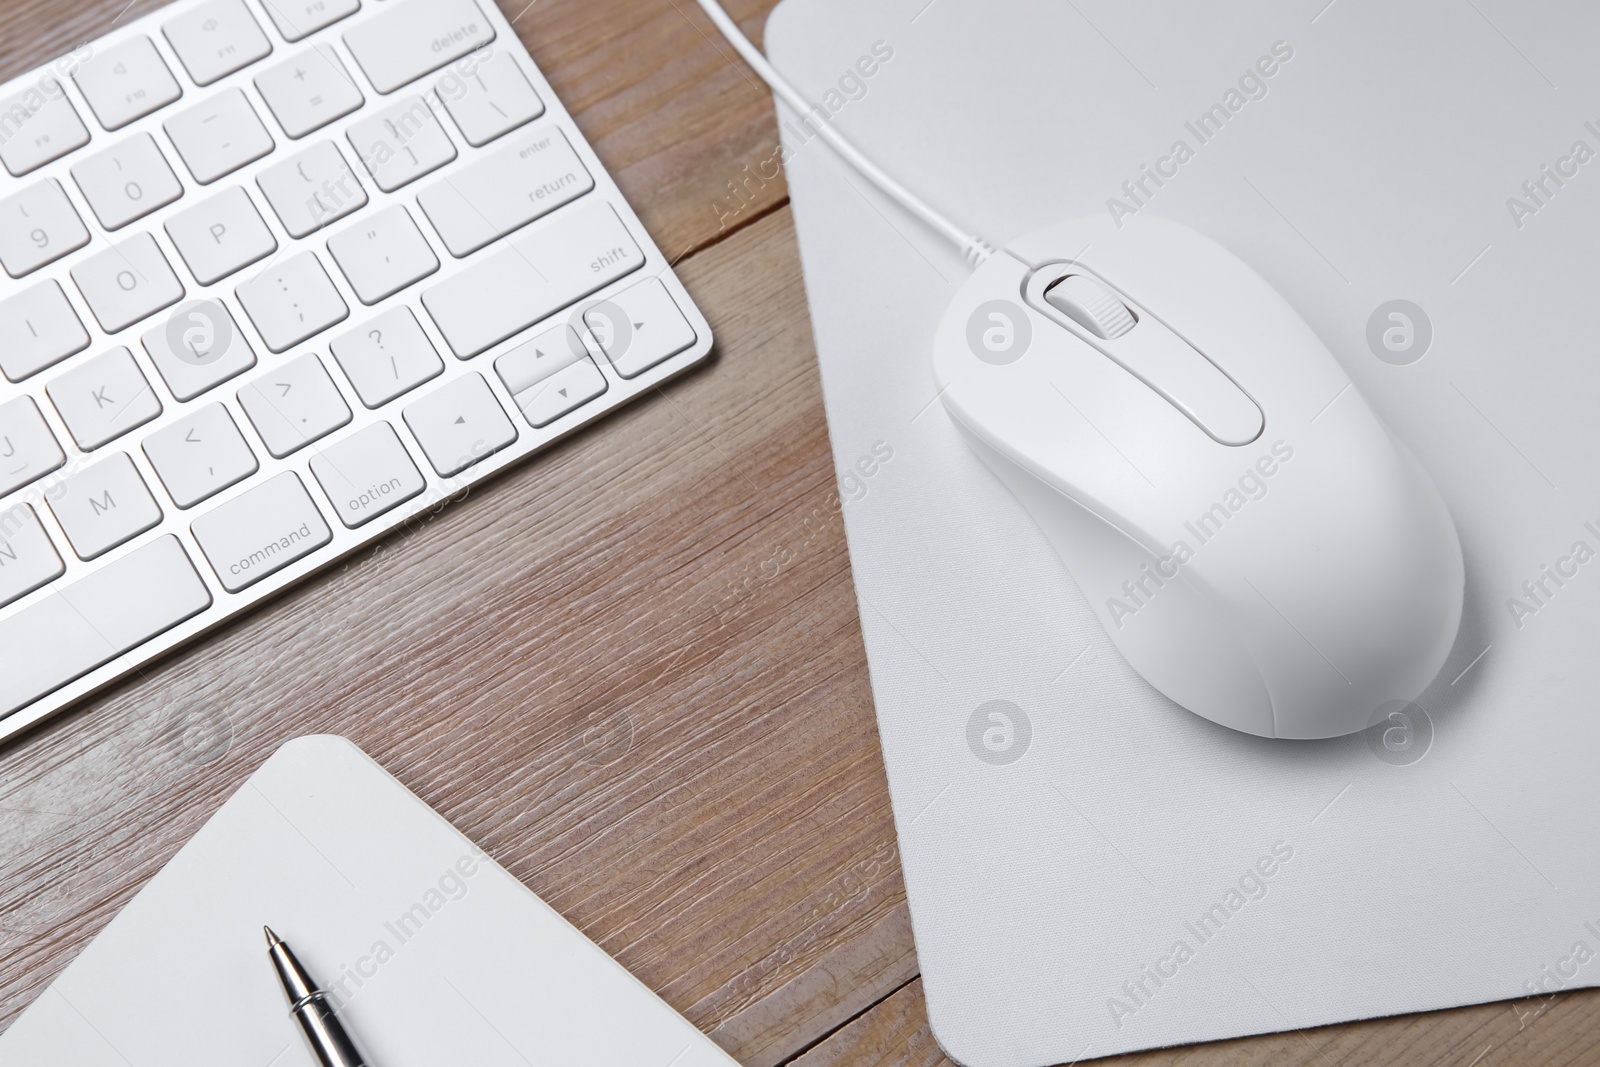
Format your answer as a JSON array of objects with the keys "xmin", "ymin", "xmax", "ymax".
[
  {"xmin": 343, "ymin": 0, "xmax": 495, "ymax": 94},
  {"xmin": 191, "ymin": 472, "xmax": 333, "ymax": 592},
  {"xmin": 421, "ymin": 200, "xmax": 643, "ymax": 358}
]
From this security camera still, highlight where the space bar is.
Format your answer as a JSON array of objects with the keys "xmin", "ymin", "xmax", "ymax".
[{"xmin": 0, "ymin": 536, "xmax": 212, "ymax": 716}]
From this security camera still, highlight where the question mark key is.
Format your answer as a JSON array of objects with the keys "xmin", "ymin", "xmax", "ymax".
[{"xmin": 330, "ymin": 305, "xmax": 445, "ymax": 408}]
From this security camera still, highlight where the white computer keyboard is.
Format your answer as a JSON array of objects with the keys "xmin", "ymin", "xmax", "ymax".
[{"xmin": 0, "ymin": 0, "xmax": 714, "ymax": 740}]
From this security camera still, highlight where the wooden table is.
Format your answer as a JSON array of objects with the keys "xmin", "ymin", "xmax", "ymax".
[{"xmin": 1, "ymin": 1, "xmax": 1596, "ymax": 1064}]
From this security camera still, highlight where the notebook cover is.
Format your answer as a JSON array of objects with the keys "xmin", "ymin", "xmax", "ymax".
[{"xmin": 0, "ymin": 735, "xmax": 736, "ymax": 1066}]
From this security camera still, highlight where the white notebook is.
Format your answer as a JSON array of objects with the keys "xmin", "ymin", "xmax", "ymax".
[{"xmin": 0, "ymin": 736, "xmax": 737, "ymax": 1066}]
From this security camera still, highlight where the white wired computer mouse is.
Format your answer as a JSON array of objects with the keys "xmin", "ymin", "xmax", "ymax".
[
  {"xmin": 693, "ymin": 0, "xmax": 1466, "ymax": 740},
  {"xmin": 932, "ymin": 214, "xmax": 1464, "ymax": 739}
]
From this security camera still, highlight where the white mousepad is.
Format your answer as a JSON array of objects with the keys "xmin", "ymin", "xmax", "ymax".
[{"xmin": 767, "ymin": 0, "xmax": 1600, "ymax": 1062}]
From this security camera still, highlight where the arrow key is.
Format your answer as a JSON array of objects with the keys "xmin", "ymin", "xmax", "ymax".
[
  {"xmin": 586, "ymin": 276, "xmax": 697, "ymax": 379},
  {"xmin": 513, "ymin": 356, "xmax": 607, "ymax": 428},
  {"xmin": 402, "ymin": 371, "xmax": 516, "ymax": 477},
  {"xmin": 143, "ymin": 401, "xmax": 259, "ymax": 508}
]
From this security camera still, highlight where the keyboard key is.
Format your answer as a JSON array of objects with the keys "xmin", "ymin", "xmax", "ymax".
[
  {"xmin": 343, "ymin": 0, "xmax": 495, "ymax": 95},
  {"xmin": 0, "ymin": 504, "xmax": 64, "ymax": 610},
  {"xmin": 402, "ymin": 372, "xmax": 516, "ymax": 476},
  {"xmin": 327, "ymin": 205, "xmax": 438, "ymax": 304},
  {"xmin": 346, "ymin": 96, "xmax": 456, "ymax": 192},
  {"xmin": 143, "ymin": 402, "xmax": 259, "ymax": 508},
  {"xmin": 237, "ymin": 353, "xmax": 351, "ymax": 456},
  {"xmin": 255, "ymin": 45, "xmax": 363, "ymax": 139},
  {"xmin": 513, "ymin": 356, "xmax": 606, "ymax": 428},
  {"xmin": 164, "ymin": 89, "xmax": 275, "ymax": 183},
  {"xmin": 438, "ymin": 50, "xmax": 542, "ymax": 147},
  {"xmin": 70, "ymin": 234, "xmax": 186, "ymax": 333},
  {"xmin": 259, "ymin": 0, "xmax": 360, "ymax": 42},
  {"xmin": 166, "ymin": 187, "xmax": 278, "ymax": 284},
  {"xmin": 0, "ymin": 535, "xmax": 211, "ymax": 716},
  {"xmin": 162, "ymin": 0, "xmax": 273, "ymax": 86},
  {"xmin": 0, "ymin": 80, "xmax": 90, "ymax": 177},
  {"xmin": 0, "ymin": 397, "xmax": 67, "ymax": 498},
  {"xmin": 0, "ymin": 280, "xmax": 90, "ymax": 382},
  {"xmin": 257, "ymin": 141, "xmax": 367, "ymax": 238},
  {"xmin": 0, "ymin": 179, "xmax": 90, "ymax": 278},
  {"xmin": 73, "ymin": 37, "xmax": 183, "ymax": 131},
  {"xmin": 47, "ymin": 346, "xmax": 164, "ymax": 451},
  {"xmin": 70, "ymin": 133, "xmax": 184, "ymax": 230},
  {"xmin": 48, "ymin": 452, "xmax": 163, "ymax": 560},
  {"xmin": 236, "ymin": 251, "xmax": 349, "ymax": 352},
  {"xmin": 492, "ymin": 322, "xmax": 586, "ymax": 394},
  {"xmin": 308, "ymin": 421, "xmax": 424, "ymax": 527},
  {"xmin": 587, "ymin": 277, "xmax": 697, "ymax": 378},
  {"xmin": 416, "ymin": 127, "xmax": 593, "ymax": 257},
  {"xmin": 421, "ymin": 200, "xmax": 643, "ymax": 358},
  {"xmin": 191, "ymin": 471, "xmax": 331, "ymax": 592},
  {"xmin": 330, "ymin": 305, "xmax": 442, "ymax": 406},
  {"xmin": 142, "ymin": 298, "xmax": 258, "ymax": 401}
]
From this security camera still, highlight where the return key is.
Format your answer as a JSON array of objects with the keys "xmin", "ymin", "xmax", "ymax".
[{"xmin": 416, "ymin": 127, "xmax": 594, "ymax": 257}]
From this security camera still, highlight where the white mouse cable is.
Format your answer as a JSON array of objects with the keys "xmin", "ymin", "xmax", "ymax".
[{"xmin": 692, "ymin": 0, "xmax": 996, "ymax": 267}]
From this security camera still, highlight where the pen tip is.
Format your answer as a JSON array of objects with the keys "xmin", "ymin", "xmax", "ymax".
[{"xmin": 264, "ymin": 925, "xmax": 280, "ymax": 947}]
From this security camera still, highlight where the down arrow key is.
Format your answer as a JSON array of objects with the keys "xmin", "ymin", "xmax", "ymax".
[{"xmin": 513, "ymin": 357, "xmax": 607, "ymax": 429}]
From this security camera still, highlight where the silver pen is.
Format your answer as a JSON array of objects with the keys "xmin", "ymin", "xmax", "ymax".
[{"xmin": 265, "ymin": 926, "xmax": 371, "ymax": 1067}]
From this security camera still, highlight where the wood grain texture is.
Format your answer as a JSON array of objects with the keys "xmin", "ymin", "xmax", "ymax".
[{"xmin": 0, "ymin": 0, "xmax": 1596, "ymax": 1064}]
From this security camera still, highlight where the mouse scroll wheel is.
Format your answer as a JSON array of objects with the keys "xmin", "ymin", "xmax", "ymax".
[{"xmin": 1044, "ymin": 275, "xmax": 1137, "ymax": 339}]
